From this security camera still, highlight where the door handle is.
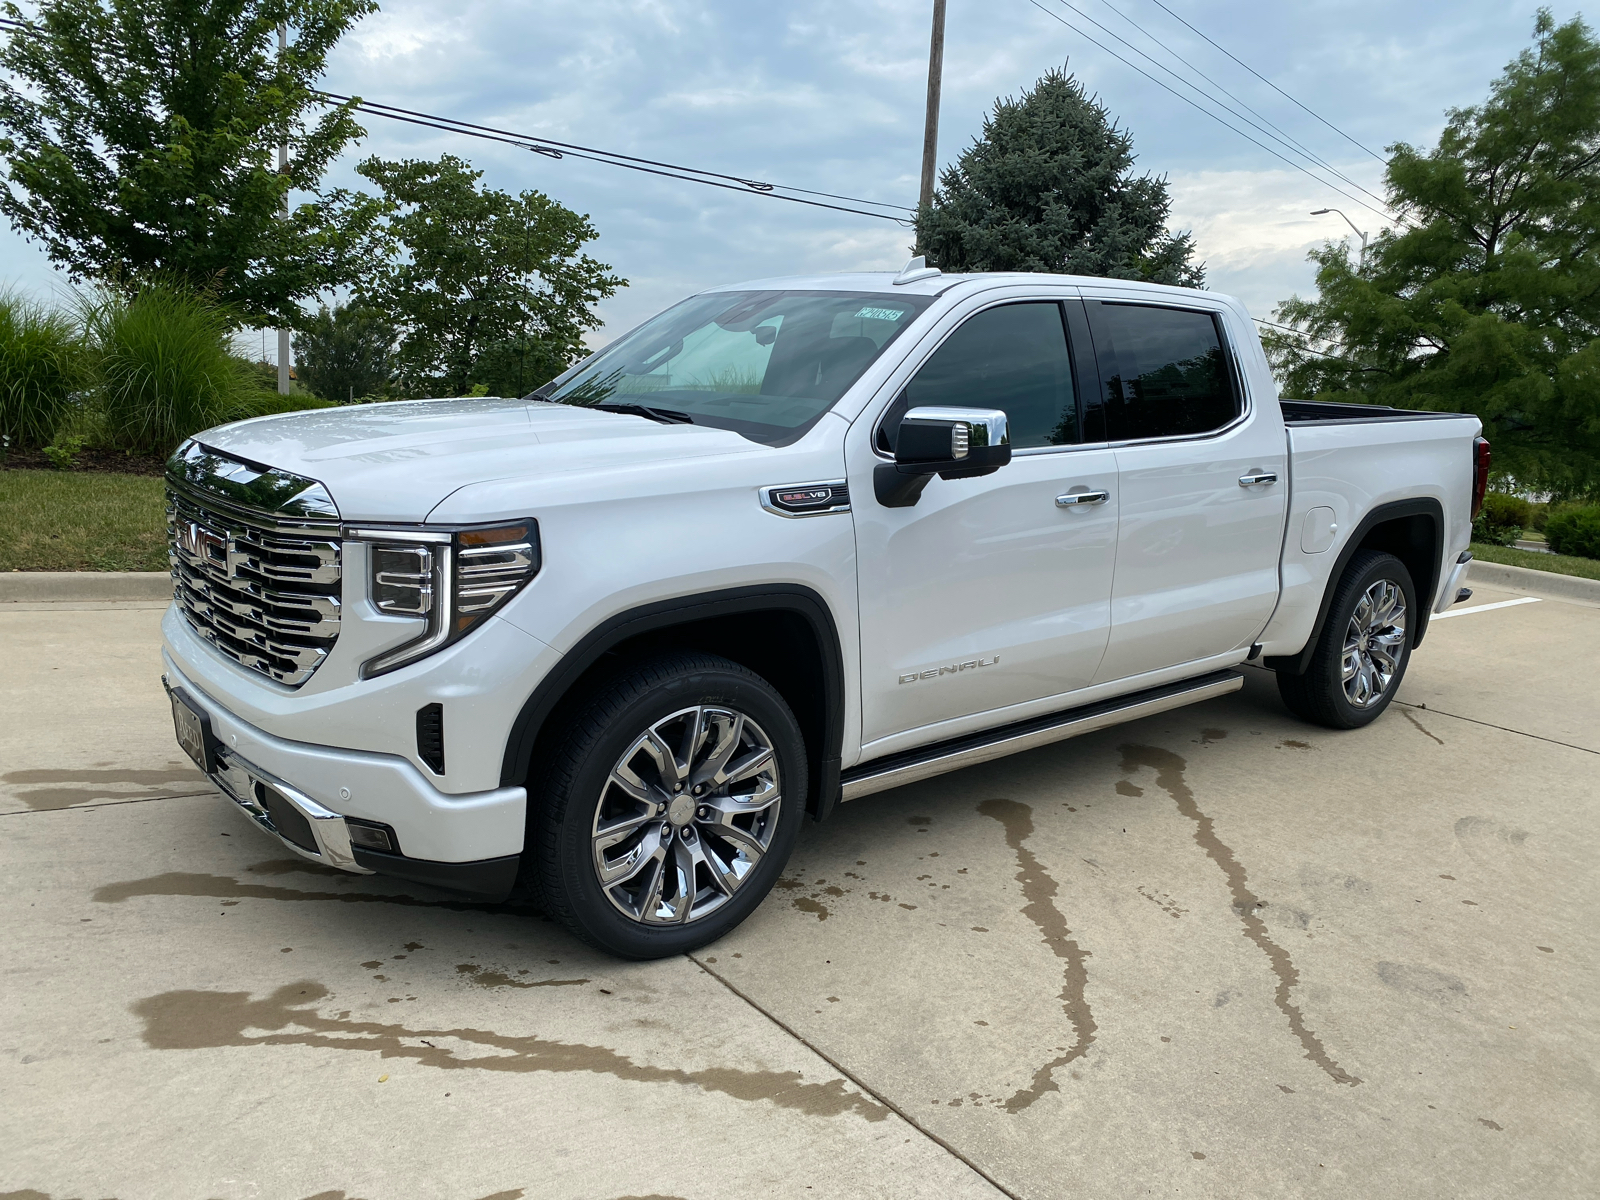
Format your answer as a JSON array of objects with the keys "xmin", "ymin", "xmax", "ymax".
[
  {"xmin": 1056, "ymin": 490, "xmax": 1110, "ymax": 507},
  {"xmin": 1238, "ymin": 472, "xmax": 1278, "ymax": 487}
]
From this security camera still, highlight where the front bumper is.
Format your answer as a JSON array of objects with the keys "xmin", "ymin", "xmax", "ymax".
[{"xmin": 163, "ymin": 655, "xmax": 527, "ymax": 896}]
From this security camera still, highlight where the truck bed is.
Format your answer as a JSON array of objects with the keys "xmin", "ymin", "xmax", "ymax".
[{"xmin": 1279, "ymin": 399, "xmax": 1471, "ymax": 425}]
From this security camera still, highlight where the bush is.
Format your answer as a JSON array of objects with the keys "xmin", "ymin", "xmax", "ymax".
[
  {"xmin": 1471, "ymin": 491, "xmax": 1532, "ymax": 546},
  {"xmin": 0, "ymin": 291, "xmax": 87, "ymax": 449},
  {"xmin": 293, "ymin": 305, "xmax": 395, "ymax": 403},
  {"xmin": 240, "ymin": 392, "xmax": 337, "ymax": 417},
  {"xmin": 86, "ymin": 283, "xmax": 257, "ymax": 454},
  {"xmin": 1545, "ymin": 506, "xmax": 1600, "ymax": 558}
]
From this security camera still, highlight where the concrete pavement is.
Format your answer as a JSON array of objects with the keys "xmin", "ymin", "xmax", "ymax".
[{"xmin": 2, "ymin": 586, "xmax": 1596, "ymax": 1199}]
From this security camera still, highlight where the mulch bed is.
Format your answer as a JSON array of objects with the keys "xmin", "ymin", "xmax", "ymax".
[{"xmin": 1, "ymin": 448, "xmax": 169, "ymax": 475}]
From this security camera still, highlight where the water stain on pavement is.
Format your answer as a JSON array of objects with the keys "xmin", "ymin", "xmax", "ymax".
[
  {"xmin": 2, "ymin": 765, "xmax": 208, "ymax": 811},
  {"xmin": 454, "ymin": 963, "xmax": 589, "ymax": 990},
  {"xmin": 1401, "ymin": 710, "xmax": 1445, "ymax": 746},
  {"xmin": 977, "ymin": 798, "xmax": 1097, "ymax": 1112},
  {"xmin": 130, "ymin": 981, "xmax": 888, "ymax": 1121},
  {"xmin": 1119, "ymin": 744, "xmax": 1360, "ymax": 1086},
  {"xmin": 92, "ymin": 871, "xmax": 532, "ymax": 914}
]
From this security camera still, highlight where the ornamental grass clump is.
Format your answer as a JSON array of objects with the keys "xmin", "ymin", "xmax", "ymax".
[
  {"xmin": 0, "ymin": 290, "xmax": 87, "ymax": 449},
  {"xmin": 86, "ymin": 282, "xmax": 257, "ymax": 455}
]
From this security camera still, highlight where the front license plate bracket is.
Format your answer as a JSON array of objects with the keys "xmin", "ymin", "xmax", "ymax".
[{"xmin": 169, "ymin": 686, "xmax": 219, "ymax": 775}]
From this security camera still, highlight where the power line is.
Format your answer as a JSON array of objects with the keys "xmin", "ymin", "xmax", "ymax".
[
  {"xmin": 1076, "ymin": 0, "xmax": 1392, "ymax": 213},
  {"xmin": 1141, "ymin": 0, "xmax": 1387, "ymax": 164},
  {"xmin": 1252, "ymin": 316, "xmax": 1358, "ymax": 363},
  {"xmin": 1024, "ymin": 0, "xmax": 1405, "ymax": 229},
  {"xmin": 0, "ymin": 16, "xmax": 913, "ymax": 225}
]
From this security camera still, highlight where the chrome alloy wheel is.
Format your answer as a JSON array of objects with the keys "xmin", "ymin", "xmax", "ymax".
[
  {"xmin": 1341, "ymin": 578, "xmax": 1408, "ymax": 708},
  {"xmin": 591, "ymin": 706, "xmax": 782, "ymax": 925}
]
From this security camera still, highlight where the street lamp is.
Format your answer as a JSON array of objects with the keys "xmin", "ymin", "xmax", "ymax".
[{"xmin": 1310, "ymin": 208, "xmax": 1369, "ymax": 270}]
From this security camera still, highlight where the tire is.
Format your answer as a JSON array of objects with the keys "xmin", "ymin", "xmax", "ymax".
[
  {"xmin": 532, "ymin": 651, "xmax": 807, "ymax": 959},
  {"xmin": 1277, "ymin": 549, "xmax": 1416, "ymax": 730}
]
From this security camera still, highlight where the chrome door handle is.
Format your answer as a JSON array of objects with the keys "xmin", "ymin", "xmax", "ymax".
[
  {"xmin": 1056, "ymin": 490, "xmax": 1110, "ymax": 507},
  {"xmin": 1238, "ymin": 472, "xmax": 1278, "ymax": 487}
]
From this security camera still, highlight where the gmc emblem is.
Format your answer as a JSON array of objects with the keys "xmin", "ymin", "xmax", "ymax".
[{"xmin": 179, "ymin": 521, "xmax": 228, "ymax": 568}]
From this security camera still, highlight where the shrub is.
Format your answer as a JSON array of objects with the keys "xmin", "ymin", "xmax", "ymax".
[
  {"xmin": 239, "ymin": 391, "xmax": 337, "ymax": 417},
  {"xmin": 86, "ymin": 283, "xmax": 256, "ymax": 454},
  {"xmin": 1472, "ymin": 491, "xmax": 1532, "ymax": 546},
  {"xmin": 1545, "ymin": 506, "xmax": 1600, "ymax": 558},
  {"xmin": 0, "ymin": 291, "xmax": 87, "ymax": 449},
  {"xmin": 293, "ymin": 305, "xmax": 395, "ymax": 403}
]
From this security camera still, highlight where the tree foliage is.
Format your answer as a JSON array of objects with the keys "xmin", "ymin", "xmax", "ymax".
[
  {"xmin": 915, "ymin": 67, "xmax": 1202, "ymax": 287},
  {"xmin": 1267, "ymin": 11, "xmax": 1600, "ymax": 498},
  {"xmin": 333, "ymin": 154, "xmax": 623, "ymax": 397},
  {"xmin": 0, "ymin": 0, "xmax": 375, "ymax": 326},
  {"xmin": 292, "ymin": 303, "xmax": 394, "ymax": 402}
]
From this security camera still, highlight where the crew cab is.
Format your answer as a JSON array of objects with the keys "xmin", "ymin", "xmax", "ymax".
[{"xmin": 161, "ymin": 260, "xmax": 1488, "ymax": 957}]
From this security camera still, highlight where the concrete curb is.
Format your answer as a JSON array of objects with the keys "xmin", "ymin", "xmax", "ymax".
[
  {"xmin": 0, "ymin": 571, "xmax": 172, "ymax": 602},
  {"xmin": 1467, "ymin": 558, "xmax": 1600, "ymax": 605}
]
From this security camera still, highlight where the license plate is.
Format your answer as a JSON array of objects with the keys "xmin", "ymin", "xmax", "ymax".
[{"xmin": 170, "ymin": 689, "xmax": 215, "ymax": 774}]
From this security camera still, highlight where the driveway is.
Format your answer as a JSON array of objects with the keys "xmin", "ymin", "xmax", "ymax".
[{"xmin": 3, "ymin": 585, "xmax": 1596, "ymax": 1200}]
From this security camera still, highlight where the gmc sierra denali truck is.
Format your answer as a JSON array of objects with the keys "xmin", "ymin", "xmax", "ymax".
[{"xmin": 161, "ymin": 259, "xmax": 1489, "ymax": 958}]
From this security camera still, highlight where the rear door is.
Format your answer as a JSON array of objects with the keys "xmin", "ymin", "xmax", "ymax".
[
  {"xmin": 848, "ymin": 295, "xmax": 1119, "ymax": 754},
  {"xmin": 1086, "ymin": 298, "xmax": 1288, "ymax": 684}
]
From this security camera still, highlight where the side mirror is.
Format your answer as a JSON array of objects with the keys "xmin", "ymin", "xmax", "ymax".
[{"xmin": 875, "ymin": 406, "xmax": 1011, "ymax": 508}]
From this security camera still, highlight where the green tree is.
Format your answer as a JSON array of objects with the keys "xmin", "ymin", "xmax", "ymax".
[
  {"xmin": 0, "ymin": 0, "xmax": 375, "ymax": 327},
  {"xmin": 1267, "ymin": 11, "xmax": 1600, "ymax": 498},
  {"xmin": 334, "ymin": 155, "xmax": 623, "ymax": 397},
  {"xmin": 292, "ymin": 303, "xmax": 394, "ymax": 402},
  {"xmin": 915, "ymin": 67, "xmax": 1203, "ymax": 286}
]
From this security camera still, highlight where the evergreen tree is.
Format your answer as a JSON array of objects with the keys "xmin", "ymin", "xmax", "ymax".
[
  {"xmin": 916, "ymin": 67, "xmax": 1202, "ymax": 287},
  {"xmin": 292, "ymin": 304, "xmax": 394, "ymax": 402},
  {"xmin": 1267, "ymin": 11, "xmax": 1600, "ymax": 498}
]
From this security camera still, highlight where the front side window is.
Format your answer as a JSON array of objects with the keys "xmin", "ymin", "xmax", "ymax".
[
  {"xmin": 883, "ymin": 302, "xmax": 1078, "ymax": 451},
  {"xmin": 540, "ymin": 290, "xmax": 933, "ymax": 446},
  {"xmin": 1092, "ymin": 304, "xmax": 1239, "ymax": 441}
]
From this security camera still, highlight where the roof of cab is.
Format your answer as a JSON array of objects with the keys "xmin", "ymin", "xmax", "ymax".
[{"xmin": 697, "ymin": 270, "xmax": 1235, "ymax": 309}]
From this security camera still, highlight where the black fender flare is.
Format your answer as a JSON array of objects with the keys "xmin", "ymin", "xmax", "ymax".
[
  {"xmin": 1265, "ymin": 497, "xmax": 1444, "ymax": 676},
  {"xmin": 498, "ymin": 584, "xmax": 846, "ymax": 820}
]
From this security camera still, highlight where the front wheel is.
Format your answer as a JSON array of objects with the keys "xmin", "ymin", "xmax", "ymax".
[
  {"xmin": 1277, "ymin": 549, "xmax": 1416, "ymax": 729},
  {"xmin": 531, "ymin": 652, "xmax": 807, "ymax": 959}
]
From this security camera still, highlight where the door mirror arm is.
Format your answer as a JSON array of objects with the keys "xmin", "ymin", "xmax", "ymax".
[{"xmin": 873, "ymin": 407, "xmax": 1011, "ymax": 508}]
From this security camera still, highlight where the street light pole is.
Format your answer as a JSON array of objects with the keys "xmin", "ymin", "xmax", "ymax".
[
  {"xmin": 276, "ymin": 23, "xmax": 291, "ymax": 395},
  {"xmin": 918, "ymin": 0, "xmax": 947, "ymax": 239},
  {"xmin": 1310, "ymin": 207, "xmax": 1369, "ymax": 271}
]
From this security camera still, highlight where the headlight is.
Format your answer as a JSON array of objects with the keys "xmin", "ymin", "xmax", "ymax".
[{"xmin": 352, "ymin": 519, "xmax": 540, "ymax": 677}]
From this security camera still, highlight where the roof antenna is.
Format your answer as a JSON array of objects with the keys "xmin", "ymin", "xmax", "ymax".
[{"xmin": 892, "ymin": 255, "xmax": 942, "ymax": 285}]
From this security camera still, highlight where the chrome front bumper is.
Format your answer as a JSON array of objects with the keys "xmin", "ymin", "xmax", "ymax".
[{"xmin": 209, "ymin": 745, "xmax": 372, "ymax": 873}]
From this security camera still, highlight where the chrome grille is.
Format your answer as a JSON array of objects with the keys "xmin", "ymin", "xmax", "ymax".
[{"xmin": 166, "ymin": 445, "xmax": 342, "ymax": 687}]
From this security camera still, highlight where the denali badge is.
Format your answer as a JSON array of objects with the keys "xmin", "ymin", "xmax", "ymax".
[{"xmin": 899, "ymin": 656, "xmax": 999, "ymax": 684}]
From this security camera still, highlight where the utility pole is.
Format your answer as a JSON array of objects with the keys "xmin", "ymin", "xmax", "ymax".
[
  {"xmin": 276, "ymin": 23, "xmax": 291, "ymax": 395},
  {"xmin": 918, "ymin": 0, "xmax": 947, "ymax": 231}
]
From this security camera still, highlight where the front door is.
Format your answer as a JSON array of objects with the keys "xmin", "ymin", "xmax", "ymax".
[
  {"xmin": 849, "ymin": 299, "xmax": 1119, "ymax": 755},
  {"xmin": 1085, "ymin": 299, "xmax": 1289, "ymax": 684}
]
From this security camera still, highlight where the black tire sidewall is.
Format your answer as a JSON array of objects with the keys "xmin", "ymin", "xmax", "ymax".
[
  {"xmin": 1315, "ymin": 550, "xmax": 1417, "ymax": 728},
  {"xmin": 541, "ymin": 657, "xmax": 807, "ymax": 959}
]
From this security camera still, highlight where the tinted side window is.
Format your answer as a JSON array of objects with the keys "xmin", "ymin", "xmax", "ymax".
[
  {"xmin": 890, "ymin": 302, "xmax": 1078, "ymax": 449},
  {"xmin": 1094, "ymin": 304, "xmax": 1238, "ymax": 441}
]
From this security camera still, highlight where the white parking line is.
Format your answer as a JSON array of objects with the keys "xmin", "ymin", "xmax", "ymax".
[{"xmin": 1433, "ymin": 596, "xmax": 1544, "ymax": 620}]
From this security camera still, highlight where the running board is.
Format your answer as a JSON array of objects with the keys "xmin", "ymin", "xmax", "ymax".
[{"xmin": 839, "ymin": 670, "xmax": 1244, "ymax": 802}]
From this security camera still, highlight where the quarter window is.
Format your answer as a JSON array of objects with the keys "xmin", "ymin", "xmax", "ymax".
[
  {"xmin": 886, "ymin": 302, "xmax": 1078, "ymax": 450},
  {"xmin": 1093, "ymin": 304, "xmax": 1239, "ymax": 441}
]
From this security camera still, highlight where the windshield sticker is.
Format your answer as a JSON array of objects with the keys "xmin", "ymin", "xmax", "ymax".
[{"xmin": 853, "ymin": 307, "xmax": 907, "ymax": 322}]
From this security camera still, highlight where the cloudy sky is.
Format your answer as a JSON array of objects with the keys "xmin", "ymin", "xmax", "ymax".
[{"xmin": 0, "ymin": 0, "xmax": 1561, "ymax": 347}]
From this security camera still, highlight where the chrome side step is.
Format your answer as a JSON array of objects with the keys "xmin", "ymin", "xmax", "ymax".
[{"xmin": 839, "ymin": 670, "xmax": 1244, "ymax": 802}]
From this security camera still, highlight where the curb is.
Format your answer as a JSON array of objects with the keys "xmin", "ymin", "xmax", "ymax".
[
  {"xmin": 0, "ymin": 571, "xmax": 172, "ymax": 602},
  {"xmin": 1467, "ymin": 559, "xmax": 1600, "ymax": 606}
]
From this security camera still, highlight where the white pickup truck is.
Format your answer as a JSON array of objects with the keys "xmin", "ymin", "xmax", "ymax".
[{"xmin": 162, "ymin": 261, "xmax": 1489, "ymax": 957}]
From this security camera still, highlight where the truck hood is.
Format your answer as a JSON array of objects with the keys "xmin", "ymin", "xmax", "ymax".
[{"xmin": 195, "ymin": 398, "xmax": 765, "ymax": 521}]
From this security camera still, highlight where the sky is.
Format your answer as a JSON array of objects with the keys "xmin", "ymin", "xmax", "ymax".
[{"xmin": 0, "ymin": 0, "xmax": 1563, "ymax": 352}]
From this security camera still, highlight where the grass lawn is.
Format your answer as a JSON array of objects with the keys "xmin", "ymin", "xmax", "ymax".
[
  {"xmin": 1471, "ymin": 541, "xmax": 1600, "ymax": 582},
  {"xmin": 0, "ymin": 470, "xmax": 168, "ymax": 571}
]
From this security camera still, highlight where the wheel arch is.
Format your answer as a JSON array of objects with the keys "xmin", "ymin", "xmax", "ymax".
[
  {"xmin": 500, "ymin": 585, "xmax": 846, "ymax": 821},
  {"xmin": 1266, "ymin": 498, "xmax": 1443, "ymax": 676}
]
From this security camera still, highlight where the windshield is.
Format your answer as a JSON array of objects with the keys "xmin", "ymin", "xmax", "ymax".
[{"xmin": 538, "ymin": 290, "xmax": 934, "ymax": 445}]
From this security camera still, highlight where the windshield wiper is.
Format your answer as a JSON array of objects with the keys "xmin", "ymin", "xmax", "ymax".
[{"xmin": 591, "ymin": 401, "xmax": 695, "ymax": 425}]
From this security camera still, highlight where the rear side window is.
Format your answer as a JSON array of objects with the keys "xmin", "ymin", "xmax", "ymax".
[
  {"xmin": 1092, "ymin": 304, "xmax": 1239, "ymax": 441},
  {"xmin": 887, "ymin": 302, "xmax": 1078, "ymax": 450}
]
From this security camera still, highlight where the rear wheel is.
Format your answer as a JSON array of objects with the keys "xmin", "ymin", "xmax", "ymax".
[
  {"xmin": 1277, "ymin": 549, "xmax": 1416, "ymax": 729},
  {"xmin": 532, "ymin": 652, "xmax": 806, "ymax": 959}
]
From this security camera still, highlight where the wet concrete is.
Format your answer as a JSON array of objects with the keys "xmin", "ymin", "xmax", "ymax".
[{"xmin": 3, "ymin": 597, "xmax": 1598, "ymax": 1198}]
